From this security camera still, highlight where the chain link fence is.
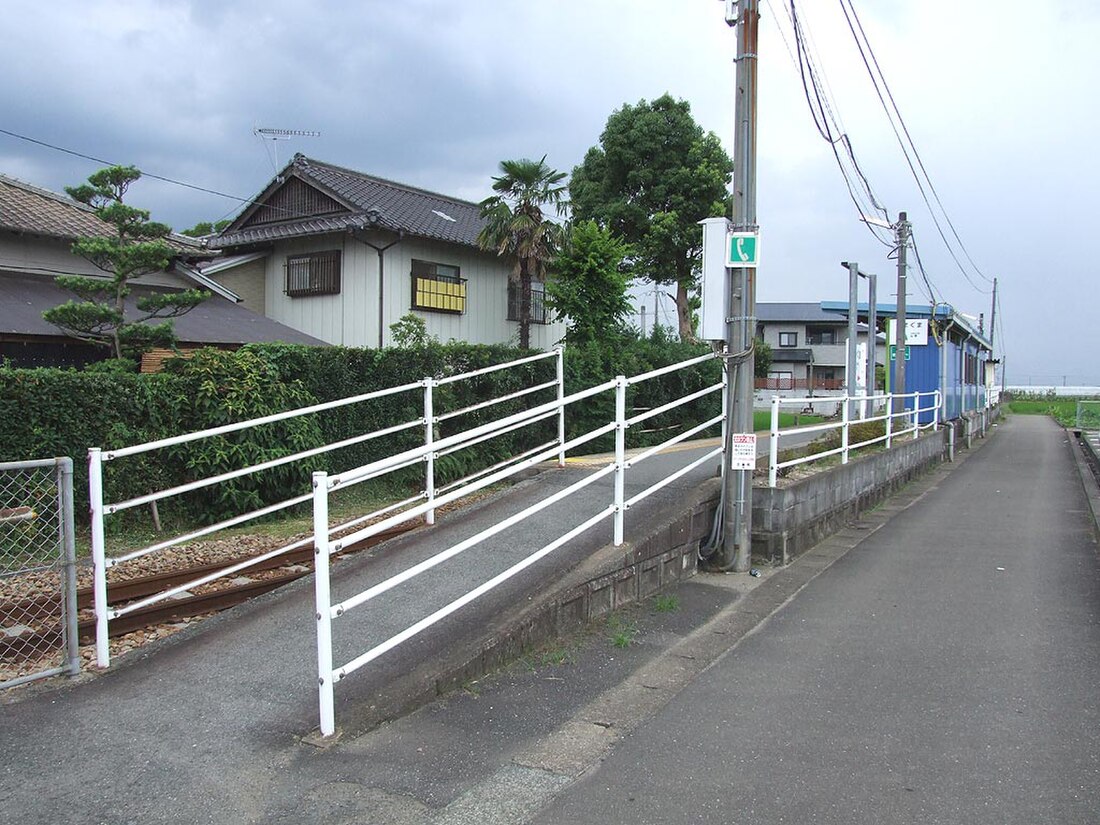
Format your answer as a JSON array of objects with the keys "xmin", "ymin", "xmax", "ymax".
[
  {"xmin": 1, "ymin": 458, "xmax": 79, "ymax": 689},
  {"xmin": 1077, "ymin": 400, "xmax": 1100, "ymax": 431}
]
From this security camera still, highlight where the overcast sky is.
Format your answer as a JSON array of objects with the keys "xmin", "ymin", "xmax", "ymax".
[{"xmin": 2, "ymin": 0, "xmax": 1096, "ymax": 385}]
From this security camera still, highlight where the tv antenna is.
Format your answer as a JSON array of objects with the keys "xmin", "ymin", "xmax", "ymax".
[{"xmin": 254, "ymin": 127, "xmax": 320, "ymax": 171}]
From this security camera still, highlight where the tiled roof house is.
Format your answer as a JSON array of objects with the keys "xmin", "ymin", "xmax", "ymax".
[
  {"xmin": 210, "ymin": 155, "xmax": 565, "ymax": 349},
  {"xmin": 0, "ymin": 173, "xmax": 325, "ymax": 369}
]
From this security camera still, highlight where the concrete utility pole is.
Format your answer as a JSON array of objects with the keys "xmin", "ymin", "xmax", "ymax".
[
  {"xmin": 894, "ymin": 212, "xmax": 910, "ymax": 412},
  {"xmin": 717, "ymin": 0, "xmax": 759, "ymax": 572}
]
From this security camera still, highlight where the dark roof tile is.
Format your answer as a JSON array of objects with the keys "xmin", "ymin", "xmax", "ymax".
[{"xmin": 215, "ymin": 155, "xmax": 486, "ymax": 249}]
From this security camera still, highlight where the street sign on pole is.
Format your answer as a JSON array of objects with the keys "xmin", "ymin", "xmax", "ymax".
[
  {"xmin": 889, "ymin": 344, "xmax": 911, "ymax": 361},
  {"xmin": 726, "ymin": 232, "xmax": 760, "ymax": 267},
  {"xmin": 730, "ymin": 433, "xmax": 757, "ymax": 470}
]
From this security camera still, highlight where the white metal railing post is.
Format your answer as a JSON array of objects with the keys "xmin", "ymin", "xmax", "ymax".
[
  {"xmin": 88, "ymin": 447, "xmax": 110, "ymax": 668},
  {"xmin": 312, "ymin": 471, "xmax": 336, "ymax": 738},
  {"xmin": 841, "ymin": 395, "xmax": 850, "ymax": 464},
  {"xmin": 555, "ymin": 345, "xmax": 566, "ymax": 467},
  {"xmin": 933, "ymin": 390, "xmax": 941, "ymax": 430},
  {"xmin": 769, "ymin": 395, "xmax": 780, "ymax": 488},
  {"xmin": 885, "ymin": 394, "xmax": 894, "ymax": 449},
  {"xmin": 423, "ymin": 378, "xmax": 436, "ymax": 526},
  {"xmin": 911, "ymin": 392, "xmax": 919, "ymax": 440},
  {"xmin": 613, "ymin": 375, "xmax": 627, "ymax": 546}
]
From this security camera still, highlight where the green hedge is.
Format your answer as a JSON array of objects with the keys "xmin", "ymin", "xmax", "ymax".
[{"xmin": 0, "ymin": 338, "xmax": 722, "ymax": 527}]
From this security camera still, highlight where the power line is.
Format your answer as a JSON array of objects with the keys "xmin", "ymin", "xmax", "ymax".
[
  {"xmin": 0, "ymin": 126, "xmax": 309, "ymax": 225},
  {"xmin": 773, "ymin": 0, "xmax": 893, "ymax": 248},
  {"xmin": 836, "ymin": 0, "xmax": 992, "ymax": 294}
]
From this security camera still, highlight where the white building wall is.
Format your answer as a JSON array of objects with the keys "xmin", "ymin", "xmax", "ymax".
[{"xmin": 263, "ymin": 231, "xmax": 566, "ymax": 350}]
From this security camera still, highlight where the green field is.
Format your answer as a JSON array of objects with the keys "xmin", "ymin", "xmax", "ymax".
[
  {"xmin": 753, "ymin": 410, "xmax": 823, "ymax": 431},
  {"xmin": 1006, "ymin": 398, "xmax": 1099, "ymax": 428}
]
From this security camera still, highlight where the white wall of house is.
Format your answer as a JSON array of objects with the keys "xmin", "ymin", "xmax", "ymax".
[{"xmin": 261, "ymin": 231, "xmax": 566, "ymax": 350}]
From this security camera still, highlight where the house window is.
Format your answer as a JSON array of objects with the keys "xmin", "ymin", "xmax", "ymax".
[
  {"xmin": 285, "ymin": 250, "xmax": 341, "ymax": 297},
  {"xmin": 778, "ymin": 331, "xmax": 798, "ymax": 348},
  {"xmin": 806, "ymin": 325, "xmax": 837, "ymax": 345},
  {"xmin": 507, "ymin": 281, "xmax": 548, "ymax": 324},
  {"xmin": 411, "ymin": 260, "xmax": 467, "ymax": 314}
]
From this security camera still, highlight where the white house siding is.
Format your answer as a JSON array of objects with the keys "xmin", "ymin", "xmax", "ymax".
[
  {"xmin": 212, "ymin": 257, "xmax": 266, "ymax": 311},
  {"xmin": 263, "ymin": 231, "xmax": 566, "ymax": 350}
]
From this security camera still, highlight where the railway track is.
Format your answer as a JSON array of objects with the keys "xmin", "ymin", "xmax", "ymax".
[{"xmin": 0, "ymin": 523, "xmax": 415, "ymax": 662}]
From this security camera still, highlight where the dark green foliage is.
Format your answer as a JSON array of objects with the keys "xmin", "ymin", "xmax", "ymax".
[
  {"xmin": 547, "ymin": 220, "xmax": 633, "ymax": 344},
  {"xmin": 570, "ymin": 95, "xmax": 733, "ymax": 340},
  {"xmin": 478, "ymin": 157, "xmax": 567, "ymax": 349},
  {"xmin": 754, "ymin": 340, "xmax": 773, "ymax": 379},
  {"xmin": 180, "ymin": 219, "xmax": 231, "ymax": 238},
  {"xmin": 0, "ymin": 338, "xmax": 724, "ymax": 527},
  {"xmin": 42, "ymin": 166, "xmax": 209, "ymax": 362}
]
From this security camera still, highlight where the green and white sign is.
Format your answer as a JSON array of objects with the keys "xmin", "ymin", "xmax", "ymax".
[
  {"xmin": 889, "ymin": 344, "xmax": 911, "ymax": 361},
  {"xmin": 727, "ymin": 232, "xmax": 760, "ymax": 267}
]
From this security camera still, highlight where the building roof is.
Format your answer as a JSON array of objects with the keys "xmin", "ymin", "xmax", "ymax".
[
  {"xmin": 214, "ymin": 154, "xmax": 486, "ymax": 249},
  {"xmin": 756, "ymin": 302, "xmax": 850, "ymax": 324},
  {"xmin": 0, "ymin": 172, "xmax": 203, "ymax": 252},
  {"xmin": 0, "ymin": 271, "xmax": 326, "ymax": 347},
  {"xmin": 819, "ymin": 300, "xmax": 992, "ymax": 349}
]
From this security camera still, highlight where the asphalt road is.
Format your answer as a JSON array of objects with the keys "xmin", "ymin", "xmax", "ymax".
[{"xmin": 530, "ymin": 414, "xmax": 1100, "ymax": 824}]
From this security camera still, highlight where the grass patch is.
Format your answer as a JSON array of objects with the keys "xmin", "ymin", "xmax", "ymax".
[
  {"xmin": 607, "ymin": 614, "xmax": 638, "ymax": 649},
  {"xmin": 753, "ymin": 410, "xmax": 824, "ymax": 431},
  {"xmin": 653, "ymin": 593, "xmax": 680, "ymax": 613},
  {"xmin": 1007, "ymin": 399, "xmax": 1079, "ymax": 427}
]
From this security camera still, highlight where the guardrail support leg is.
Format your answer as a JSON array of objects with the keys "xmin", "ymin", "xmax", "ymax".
[
  {"xmin": 556, "ymin": 346, "xmax": 566, "ymax": 468},
  {"xmin": 88, "ymin": 448, "xmax": 110, "ymax": 669},
  {"xmin": 613, "ymin": 376, "xmax": 627, "ymax": 546},
  {"xmin": 885, "ymin": 394, "xmax": 893, "ymax": 449},
  {"xmin": 841, "ymin": 396, "xmax": 850, "ymax": 465},
  {"xmin": 313, "ymin": 471, "xmax": 336, "ymax": 738},
  {"xmin": 424, "ymin": 379, "xmax": 436, "ymax": 526},
  {"xmin": 768, "ymin": 395, "xmax": 780, "ymax": 488}
]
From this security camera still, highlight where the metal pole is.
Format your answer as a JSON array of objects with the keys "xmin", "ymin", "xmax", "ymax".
[
  {"xmin": 866, "ymin": 272, "xmax": 877, "ymax": 400},
  {"xmin": 719, "ymin": 0, "xmax": 759, "ymax": 573},
  {"xmin": 894, "ymin": 212, "xmax": 910, "ymax": 420},
  {"xmin": 555, "ymin": 345, "xmax": 566, "ymax": 467},
  {"xmin": 313, "ymin": 471, "xmax": 336, "ymax": 738},
  {"xmin": 768, "ymin": 395, "xmax": 779, "ymax": 488},
  {"xmin": 88, "ymin": 448, "xmax": 110, "ymax": 669},
  {"xmin": 846, "ymin": 262, "xmax": 859, "ymax": 420},
  {"xmin": 613, "ymin": 376, "xmax": 627, "ymax": 546},
  {"xmin": 423, "ymin": 379, "xmax": 435, "ymax": 526},
  {"xmin": 58, "ymin": 457, "xmax": 79, "ymax": 677}
]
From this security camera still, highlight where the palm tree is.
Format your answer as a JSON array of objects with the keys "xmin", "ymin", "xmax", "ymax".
[{"xmin": 478, "ymin": 157, "xmax": 567, "ymax": 349}]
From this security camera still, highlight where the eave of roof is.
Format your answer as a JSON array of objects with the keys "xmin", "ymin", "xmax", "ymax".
[{"xmin": 0, "ymin": 271, "xmax": 325, "ymax": 346}]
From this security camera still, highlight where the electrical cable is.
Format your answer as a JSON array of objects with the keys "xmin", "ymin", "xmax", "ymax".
[
  {"xmin": 836, "ymin": 0, "xmax": 992, "ymax": 294},
  {"xmin": 778, "ymin": 0, "xmax": 894, "ymax": 248},
  {"xmin": 842, "ymin": 0, "xmax": 993, "ymax": 286},
  {"xmin": 0, "ymin": 126, "xmax": 315, "ymax": 225}
]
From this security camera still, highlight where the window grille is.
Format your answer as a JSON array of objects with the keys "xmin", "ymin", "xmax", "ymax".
[
  {"xmin": 285, "ymin": 250, "xmax": 341, "ymax": 297},
  {"xmin": 411, "ymin": 260, "xmax": 466, "ymax": 314},
  {"xmin": 507, "ymin": 281, "xmax": 548, "ymax": 325}
]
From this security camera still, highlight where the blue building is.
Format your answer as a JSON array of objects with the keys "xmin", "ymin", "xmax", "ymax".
[{"xmin": 820, "ymin": 302, "xmax": 994, "ymax": 424}]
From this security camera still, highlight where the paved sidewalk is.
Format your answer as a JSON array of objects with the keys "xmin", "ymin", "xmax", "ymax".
[{"xmin": 531, "ymin": 415, "xmax": 1100, "ymax": 824}]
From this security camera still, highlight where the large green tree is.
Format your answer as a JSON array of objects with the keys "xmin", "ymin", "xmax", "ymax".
[
  {"xmin": 43, "ymin": 166, "xmax": 209, "ymax": 363},
  {"xmin": 546, "ymin": 220, "xmax": 632, "ymax": 344},
  {"xmin": 478, "ymin": 157, "xmax": 566, "ymax": 350},
  {"xmin": 570, "ymin": 94, "xmax": 734, "ymax": 341}
]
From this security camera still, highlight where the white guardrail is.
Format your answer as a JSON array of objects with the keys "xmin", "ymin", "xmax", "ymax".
[
  {"xmin": 88, "ymin": 348, "xmax": 566, "ymax": 668},
  {"xmin": 767, "ymin": 390, "xmax": 941, "ymax": 488},
  {"xmin": 311, "ymin": 351, "xmax": 723, "ymax": 737}
]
